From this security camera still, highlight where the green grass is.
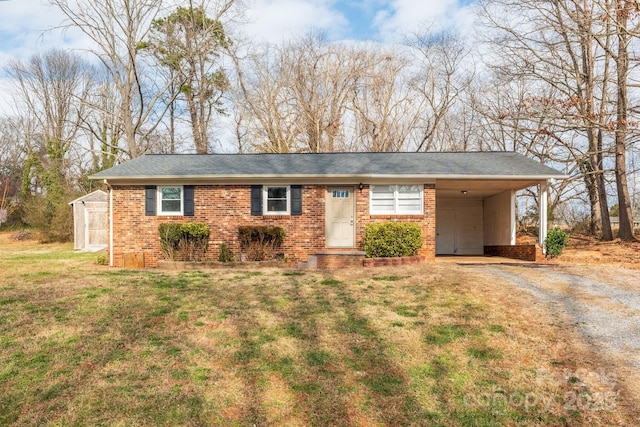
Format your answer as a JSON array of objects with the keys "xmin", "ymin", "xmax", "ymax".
[{"xmin": 0, "ymin": 233, "xmax": 630, "ymax": 426}]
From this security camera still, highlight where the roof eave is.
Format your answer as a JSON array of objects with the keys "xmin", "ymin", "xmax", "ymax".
[
  {"xmin": 93, "ymin": 173, "xmax": 567, "ymax": 182},
  {"xmin": 90, "ymin": 174, "xmax": 568, "ymax": 185}
]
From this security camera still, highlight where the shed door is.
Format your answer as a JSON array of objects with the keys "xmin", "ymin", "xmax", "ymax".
[
  {"xmin": 86, "ymin": 205, "xmax": 108, "ymax": 248},
  {"xmin": 436, "ymin": 209, "xmax": 456, "ymax": 254},
  {"xmin": 326, "ymin": 187, "xmax": 355, "ymax": 247}
]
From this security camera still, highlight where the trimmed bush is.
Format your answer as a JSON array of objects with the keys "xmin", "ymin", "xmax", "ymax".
[
  {"xmin": 544, "ymin": 226, "xmax": 570, "ymax": 259},
  {"xmin": 159, "ymin": 222, "xmax": 210, "ymax": 261},
  {"xmin": 159, "ymin": 223, "xmax": 182, "ymax": 260},
  {"xmin": 364, "ymin": 222, "xmax": 422, "ymax": 258},
  {"xmin": 238, "ymin": 226, "xmax": 285, "ymax": 261}
]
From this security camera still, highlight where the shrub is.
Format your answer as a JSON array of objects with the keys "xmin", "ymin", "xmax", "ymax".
[
  {"xmin": 179, "ymin": 222, "xmax": 210, "ymax": 261},
  {"xmin": 544, "ymin": 226, "xmax": 570, "ymax": 259},
  {"xmin": 96, "ymin": 253, "xmax": 108, "ymax": 265},
  {"xmin": 364, "ymin": 222, "xmax": 422, "ymax": 258},
  {"xmin": 159, "ymin": 222, "xmax": 210, "ymax": 261},
  {"xmin": 159, "ymin": 223, "xmax": 182, "ymax": 260},
  {"xmin": 218, "ymin": 243, "xmax": 234, "ymax": 262},
  {"xmin": 20, "ymin": 195, "xmax": 74, "ymax": 242},
  {"xmin": 238, "ymin": 226, "xmax": 285, "ymax": 261}
]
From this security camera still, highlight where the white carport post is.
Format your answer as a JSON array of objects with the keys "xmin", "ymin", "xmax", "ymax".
[
  {"xmin": 510, "ymin": 190, "xmax": 517, "ymax": 245},
  {"xmin": 539, "ymin": 181, "xmax": 548, "ymax": 253}
]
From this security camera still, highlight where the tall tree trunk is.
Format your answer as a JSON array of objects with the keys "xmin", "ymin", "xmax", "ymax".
[
  {"xmin": 614, "ymin": 0, "xmax": 636, "ymax": 240},
  {"xmin": 596, "ymin": 129, "xmax": 613, "ymax": 239},
  {"xmin": 578, "ymin": 0, "xmax": 612, "ymax": 239}
]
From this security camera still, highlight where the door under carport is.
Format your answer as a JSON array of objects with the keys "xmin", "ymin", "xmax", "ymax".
[{"xmin": 436, "ymin": 199, "xmax": 484, "ymax": 255}]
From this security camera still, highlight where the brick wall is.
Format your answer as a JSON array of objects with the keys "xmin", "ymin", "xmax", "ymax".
[
  {"xmin": 484, "ymin": 244, "xmax": 544, "ymax": 262},
  {"xmin": 109, "ymin": 184, "xmax": 437, "ymax": 267}
]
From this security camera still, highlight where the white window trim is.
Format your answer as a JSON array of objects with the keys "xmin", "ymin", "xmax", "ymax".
[
  {"xmin": 370, "ymin": 184, "xmax": 424, "ymax": 215},
  {"xmin": 157, "ymin": 185, "xmax": 184, "ymax": 216},
  {"xmin": 263, "ymin": 185, "xmax": 290, "ymax": 215}
]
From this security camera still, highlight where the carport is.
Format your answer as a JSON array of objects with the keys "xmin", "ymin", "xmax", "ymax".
[{"xmin": 435, "ymin": 178, "xmax": 552, "ymax": 261}]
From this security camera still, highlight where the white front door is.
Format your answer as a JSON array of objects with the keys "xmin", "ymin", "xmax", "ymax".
[
  {"xmin": 326, "ymin": 187, "xmax": 355, "ymax": 247},
  {"xmin": 436, "ymin": 209, "xmax": 456, "ymax": 254}
]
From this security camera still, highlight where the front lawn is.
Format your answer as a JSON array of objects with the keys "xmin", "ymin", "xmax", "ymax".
[{"xmin": 0, "ymin": 233, "xmax": 630, "ymax": 425}]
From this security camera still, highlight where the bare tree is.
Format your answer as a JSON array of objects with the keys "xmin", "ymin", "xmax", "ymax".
[
  {"xmin": 478, "ymin": 0, "xmax": 617, "ymax": 238},
  {"xmin": 0, "ymin": 117, "xmax": 28, "ymax": 209},
  {"xmin": 349, "ymin": 50, "xmax": 418, "ymax": 152},
  {"xmin": 6, "ymin": 49, "xmax": 91, "ymax": 199},
  {"xmin": 233, "ymin": 34, "xmax": 427, "ymax": 153},
  {"xmin": 49, "ymin": 0, "xmax": 172, "ymax": 159},
  {"xmin": 233, "ymin": 33, "xmax": 366, "ymax": 153},
  {"xmin": 5, "ymin": 49, "xmax": 93, "ymax": 240},
  {"xmin": 406, "ymin": 28, "xmax": 473, "ymax": 152},
  {"xmin": 282, "ymin": 33, "xmax": 362, "ymax": 152},
  {"xmin": 232, "ymin": 42, "xmax": 301, "ymax": 153}
]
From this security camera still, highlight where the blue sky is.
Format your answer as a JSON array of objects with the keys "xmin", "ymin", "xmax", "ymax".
[
  {"xmin": 244, "ymin": 0, "xmax": 476, "ymax": 43},
  {"xmin": 0, "ymin": 0, "xmax": 477, "ymax": 109}
]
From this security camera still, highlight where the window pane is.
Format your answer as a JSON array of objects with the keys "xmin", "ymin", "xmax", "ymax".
[
  {"xmin": 371, "ymin": 198, "xmax": 395, "ymax": 214},
  {"xmin": 162, "ymin": 200, "xmax": 181, "ymax": 212},
  {"xmin": 397, "ymin": 200, "xmax": 422, "ymax": 213},
  {"xmin": 398, "ymin": 185, "xmax": 421, "ymax": 194},
  {"xmin": 267, "ymin": 187, "xmax": 287, "ymax": 199},
  {"xmin": 371, "ymin": 185, "xmax": 394, "ymax": 197},
  {"xmin": 267, "ymin": 199, "xmax": 287, "ymax": 212},
  {"xmin": 162, "ymin": 187, "xmax": 181, "ymax": 200}
]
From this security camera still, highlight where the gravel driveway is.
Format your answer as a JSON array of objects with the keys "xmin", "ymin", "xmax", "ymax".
[{"xmin": 464, "ymin": 264, "xmax": 640, "ymax": 371}]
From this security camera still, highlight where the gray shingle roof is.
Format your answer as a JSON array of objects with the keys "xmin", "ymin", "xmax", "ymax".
[{"xmin": 91, "ymin": 152, "xmax": 565, "ymax": 180}]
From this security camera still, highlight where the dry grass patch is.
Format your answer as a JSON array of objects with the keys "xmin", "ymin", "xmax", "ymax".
[{"xmin": 0, "ymin": 232, "xmax": 636, "ymax": 425}]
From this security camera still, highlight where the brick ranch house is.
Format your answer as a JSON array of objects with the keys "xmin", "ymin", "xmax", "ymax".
[{"xmin": 90, "ymin": 152, "xmax": 565, "ymax": 268}]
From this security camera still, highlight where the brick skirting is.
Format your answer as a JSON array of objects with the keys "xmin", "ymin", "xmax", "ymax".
[
  {"xmin": 484, "ymin": 244, "xmax": 544, "ymax": 262},
  {"xmin": 362, "ymin": 255, "xmax": 424, "ymax": 267},
  {"xmin": 299, "ymin": 251, "xmax": 425, "ymax": 269}
]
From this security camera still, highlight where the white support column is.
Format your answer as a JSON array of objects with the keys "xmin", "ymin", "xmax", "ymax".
[
  {"xmin": 539, "ymin": 181, "xmax": 548, "ymax": 253},
  {"xmin": 510, "ymin": 190, "xmax": 517, "ymax": 245}
]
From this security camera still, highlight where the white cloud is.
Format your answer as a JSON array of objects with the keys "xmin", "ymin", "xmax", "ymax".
[
  {"xmin": 0, "ymin": 1, "xmax": 89, "ymax": 67},
  {"xmin": 372, "ymin": 0, "xmax": 473, "ymax": 41},
  {"xmin": 243, "ymin": 0, "xmax": 348, "ymax": 43}
]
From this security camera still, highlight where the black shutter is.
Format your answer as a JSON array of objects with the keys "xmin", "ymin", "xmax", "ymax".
[
  {"xmin": 184, "ymin": 185, "xmax": 194, "ymax": 216},
  {"xmin": 145, "ymin": 186, "xmax": 156, "ymax": 216},
  {"xmin": 251, "ymin": 185, "xmax": 262, "ymax": 216},
  {"xmin": 291, "ymin": 185, "xmax": 302, "ymax": 215}
]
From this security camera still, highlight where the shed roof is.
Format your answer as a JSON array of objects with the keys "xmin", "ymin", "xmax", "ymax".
[
  {"xmin": 91, "ymin": 152, "xmax": 565, "ymax": 181},
  {"xmin": 68, "ymin": 190, "xmax": 108, "ymax": 205}
]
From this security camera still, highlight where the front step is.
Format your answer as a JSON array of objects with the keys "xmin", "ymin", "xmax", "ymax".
[{"xmin": 298, "ymin": 251, "xmax": 366, "ymax": 269}]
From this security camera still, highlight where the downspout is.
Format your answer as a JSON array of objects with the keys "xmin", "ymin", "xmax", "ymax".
[{"xmin": 103, "ymin": 179, "xmax": 114, "ymax": 266}]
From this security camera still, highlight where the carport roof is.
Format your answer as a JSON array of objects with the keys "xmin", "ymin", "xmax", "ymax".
[{"xmin": 91, "ymin": 152, "xmax": 565, "ymax": 182}]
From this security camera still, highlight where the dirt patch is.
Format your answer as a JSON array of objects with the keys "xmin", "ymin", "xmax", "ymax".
[{"xmin": 554, "ymin": 234, "xmax": 640, "ymax": 268}]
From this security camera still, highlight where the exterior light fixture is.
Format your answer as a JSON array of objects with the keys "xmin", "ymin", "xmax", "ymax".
[
  {"xmin": 359, "ymin": 183, "xmax": 364, "ymax": 191},
  {"xmin": 461, "ymin": 190, "xmax": 468, "ymax": 195}
]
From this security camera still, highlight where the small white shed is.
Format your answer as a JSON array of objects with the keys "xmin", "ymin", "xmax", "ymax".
[{"xmin": 69, "ymin": 190, "xmax": 108, "ymax": 251}]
